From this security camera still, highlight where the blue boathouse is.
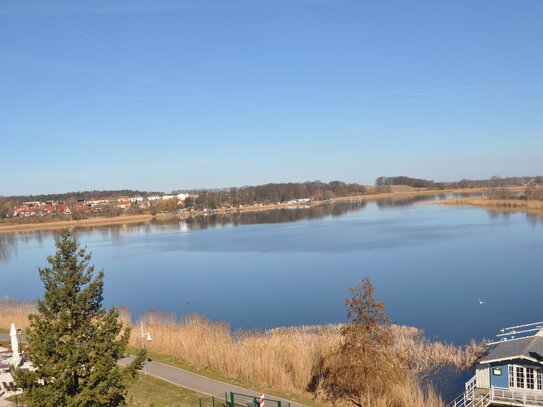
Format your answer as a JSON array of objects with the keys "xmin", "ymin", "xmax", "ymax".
[{"xmin": 449, "ymin": 322, "xmax": 543, "ymax": 407}]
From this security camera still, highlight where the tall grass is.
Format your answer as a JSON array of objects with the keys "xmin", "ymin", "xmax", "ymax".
[
  {"xmin": 0, "ymin": 298, "xmax": 35, "ymax": 330},
  {"xmin": 128, "ymin": 312, "xmax": 338, "ymax": 391},
  {"xmin": 128, "ymin": 312, "xmax": 484, "ymax": 404},
  {"xmin": 0, "ymin": 302, "xmax": 484, "ymax": 406},
  {"xmin": 443, "ymin": 197, "xmax": 543, "ymax": 213},
  {"xmin": 374, "ymin": 378, "xmax": 443, "ymax": 407}
]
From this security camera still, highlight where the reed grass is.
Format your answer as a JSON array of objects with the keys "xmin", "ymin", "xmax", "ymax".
[
  {"xmin": 442, "ymin": 197, "xmax": 543, "ymax": 214},
  {"xmin": 0, "ymin": 298, "xmax": 35, "ymax": 330},
  {"xmin": 128, "ymin": 312, "xmax": 484, "ymax": 406},
  {"xmin": 0, "ymin": 301, "xmax": 484, "ymax": 406}
]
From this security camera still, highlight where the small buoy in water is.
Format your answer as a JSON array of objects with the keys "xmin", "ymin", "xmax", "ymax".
[{"xmin": 479, "ymin": 299, "xmax": 485, "ymax": 305}]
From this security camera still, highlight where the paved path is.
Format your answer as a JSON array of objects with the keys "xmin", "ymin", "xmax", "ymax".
[
  {"xmin": 0, "ymin": 334, "xmax": 306, "ymax": 407},
  {"xmin": 119, "ymin": 356, "xmax": 306, "ymax": 407}
]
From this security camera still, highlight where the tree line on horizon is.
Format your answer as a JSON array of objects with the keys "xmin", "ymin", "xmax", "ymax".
[
  {"xmin": 188, "ymin": 181, "xmax": 367, "ymax": 210},
  {"xmin": 375, "ymin": 175, "xmax": 543, "ymax": 189}
]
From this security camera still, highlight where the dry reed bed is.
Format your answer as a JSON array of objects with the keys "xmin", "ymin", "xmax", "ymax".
[
  {"xmin": 129, "ymin": 312, "xmax": 484, "ymax": 393},
  {"xmin": 0, "ymin": 298, "xmax": 35, "ymax": 330},
  {"xmin": 0, "ymin": 301, "xmax": 484, "ymax": 406},
  {"xmin": 371, "ymin": 378, "xmax": 443, "ymax": 407},
  {"xmin": 440, "ymin": 197, "xmax": 543, "ymax": 214}
]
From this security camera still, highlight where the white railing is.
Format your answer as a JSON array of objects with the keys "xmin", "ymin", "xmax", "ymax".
[
  {"xmin": 447, "ymin": 391, "xmax": 468, "ymax": 407},
  {"xmin": 447, "ymin": 376, "xmax": 543, "ymax": 407},
  {"xmin": 490, "ymin": 386, "xmax": 543, "ymax": 405},
  {"xmin": 465, "ymin": 375, "xmax": 477, "ymax": 398},
  {"xmin": 446, "ymin": 376, "xmax": 479, "ymax": 407},
  {"xmin": 475, "ymin": 394, "xmax": 491, "ymax": 407},
  {"xmin": 446, "ymin": 393, "xmax": 489, "ymax": 407}
]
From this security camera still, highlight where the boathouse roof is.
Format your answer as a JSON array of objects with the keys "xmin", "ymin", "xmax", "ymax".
[{"xmin": 481, "ymin": 332, "xmax": 543, "ymax": 364}]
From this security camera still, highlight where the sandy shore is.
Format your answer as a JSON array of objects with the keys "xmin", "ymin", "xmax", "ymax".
[
  {"xmin": 0, "ymin": 213, "xmax": 177, "ymax": 234},
  {"xmin": 0, "ymin": 187, "xmax": 494, "ymax": 234}
]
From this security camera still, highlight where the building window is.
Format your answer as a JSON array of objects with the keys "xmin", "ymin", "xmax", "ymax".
[
  {"xmin": 509, "ymin": 365, "xmax": 543, "ymax": 391},
  {"xmin": 509, "ymin": 365, "xmax": 515, "ymax": 388},
  {"xmin": 527, "ymin": 368, "xmax": 535, "ymax": 390},
  {"xmin": 516, "ymin": 366, "xmax": 525, "ymax": 389}
]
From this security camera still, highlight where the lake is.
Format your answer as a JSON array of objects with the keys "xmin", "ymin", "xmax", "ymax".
[{"xmin": 1, "ymin": 196, "xmax": 542, "ymax": 345}]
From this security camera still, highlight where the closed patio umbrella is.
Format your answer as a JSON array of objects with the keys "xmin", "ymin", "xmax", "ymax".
[{"xmin": 10, "ymin": 323, "xmax": 20, "ymax": 363}]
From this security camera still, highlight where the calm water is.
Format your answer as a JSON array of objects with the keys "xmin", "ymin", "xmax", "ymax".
[{"xmin": 1, "ymin": 197, "xmax": 542, "ymax": 344}]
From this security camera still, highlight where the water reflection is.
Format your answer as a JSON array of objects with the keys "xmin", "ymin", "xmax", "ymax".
[
  {"xmin": 374, "ymin": 192, "xmax": 481, "ymax": 209},
  {"xmin": 486, "ymin": 208, "xmax": 543, "ymax": 225},
  {"xmin": 184, "ymin": 201, "xmax": 367, "ymax": 230},
  {"xmin": 375, "ymin": 194, "xmax": 440, "ymax": 208},
  {"xmin": 0, "ymin": 234, "xmax": 18, "ymax": 262},
  {"xmin": 0, "ymin": 202, "xmax": 367, "ymax": 260},
  {"xmin": 0, "ymin": 194, "xmax": 494, "ymax": 261}
]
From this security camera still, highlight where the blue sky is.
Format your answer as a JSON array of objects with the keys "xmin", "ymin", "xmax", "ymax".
[{"xmin": 1, "ymin": 0, "xmax": 542, "ymax": 195}]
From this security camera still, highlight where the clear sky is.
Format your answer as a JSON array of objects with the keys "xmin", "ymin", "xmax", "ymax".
[{"xmin": 1, "ymin": 0, "xmax": 542, "ymax": 195}]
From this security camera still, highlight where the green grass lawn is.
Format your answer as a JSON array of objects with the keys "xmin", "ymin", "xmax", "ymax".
[
  {"xmin": 127, "ymin": 374, "xmax": 219, "ymax": 407},
  {"xmin": 7, "ymin": 374, "xmax": 218, "ymax": 407}
]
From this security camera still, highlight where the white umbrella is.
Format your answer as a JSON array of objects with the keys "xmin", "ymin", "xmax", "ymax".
[{"xmin": 10, "ymin": 323, "xmax": 20, "ymax": 363}]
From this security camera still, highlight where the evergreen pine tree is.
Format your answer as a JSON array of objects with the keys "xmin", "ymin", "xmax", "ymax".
[{"xmin": 13, "ymin": 230, "xmax": 145, "ymax": 406}]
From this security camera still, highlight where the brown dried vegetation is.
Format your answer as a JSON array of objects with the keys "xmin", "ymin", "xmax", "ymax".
[{"xmin": 0, "ymin": 298, "xmax": 484, "ymax": 407}]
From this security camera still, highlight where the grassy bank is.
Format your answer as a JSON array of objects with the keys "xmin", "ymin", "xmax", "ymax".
[
  {"xmin": 434, "ymin": 196, "xmax": 543, "ymax": 216},
  {"xmin": 127, "ymin": 374, "xmax": 216, "ymax": 407},
  {"xmin": 0, "ymin": 300, "xmax": 484, "ymax": 406}
]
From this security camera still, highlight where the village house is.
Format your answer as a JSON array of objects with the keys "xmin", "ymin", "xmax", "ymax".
[
  {"xmin": 116, "ymin": 198, "xmax": 131, "ymax": 210},
  {"xmin": 12, "ymin": 201, "xmax": 70, "ymax": 217}
]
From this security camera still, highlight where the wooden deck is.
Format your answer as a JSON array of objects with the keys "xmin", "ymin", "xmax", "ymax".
[
  {"xmin": 482, "ymin": 387, "xmax": 543, "ymax": 406},
  {"xmin": 448, "ymin": 386, "xmax": 543, "ymax": 407}
]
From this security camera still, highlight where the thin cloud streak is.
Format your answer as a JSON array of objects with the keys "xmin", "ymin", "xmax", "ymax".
[
  {"xmin": 36, "ymin": 2, "xmax": 109, "ymax": 49},
  {"xmin": 385, "ymin": 85, "xmax": 542, "ymax": 97},
  {"xmin": 3, "ymin": 54, "xmax": 153, "ymax": 83},
  {"xmin": 2, "ymin": 53, "xmax": 213, "ymax": 100},
  {"xmin": 0, "ymin": 0, "xmax": 341, "ymax": 15},
  {"xmin": 0, "ymin": 96, "xmax": 190, "ymax": 103},
  {"xmin": 97, "ymin": 68, "xmax": 156, "ymax": 83}
]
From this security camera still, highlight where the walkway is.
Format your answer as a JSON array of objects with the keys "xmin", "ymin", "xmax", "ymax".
[
  {"xmin": 119, "ymin": 356, "xmax": 306, "ymax": 407},
  {"xmin": 0, "ymin": 334, "xmax": 306, "ymax": 407}
]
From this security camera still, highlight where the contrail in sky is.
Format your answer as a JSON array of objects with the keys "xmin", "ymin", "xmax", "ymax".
[{"xmin": 37, "ymin": 2, "xmax": 109, "ymax": 50}]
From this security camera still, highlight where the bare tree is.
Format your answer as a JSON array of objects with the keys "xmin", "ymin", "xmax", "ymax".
[{"xmin": 320, "ymin": 277, "xmax": 404, "ymax": 407}]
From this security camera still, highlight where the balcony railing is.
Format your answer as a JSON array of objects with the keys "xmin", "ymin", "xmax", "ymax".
[
  {"xmin": 447, "ymin": 380, "xmax": 543, "ymax": 407},
  {"xmin": 490, "ymin": 386, "xmax": 543, "ymax": 405}
]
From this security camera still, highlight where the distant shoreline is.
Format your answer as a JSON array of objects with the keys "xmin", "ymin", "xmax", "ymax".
[
  {"xmin": 0, "ymin": 187, "xmax": 494, "ymax": 234},
  {"xmin": 0, "ymin": 213, "xmax": 178, "ymax": 234},
  {"xmin": 430, "ymin": 194, "xmax": 543, "ymax": 216}
]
